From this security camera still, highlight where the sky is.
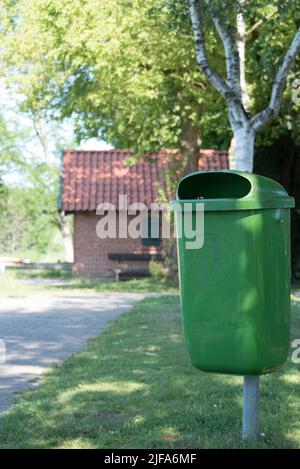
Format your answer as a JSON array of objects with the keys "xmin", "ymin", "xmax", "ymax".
[{"xmin": 0, "ymin": 81, "xmax": 112, "ymax": 184}]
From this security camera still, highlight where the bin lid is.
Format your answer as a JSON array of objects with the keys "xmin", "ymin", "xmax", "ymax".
[{"xmin": 171, "ymin": 170, "xmax": 295, "ymax": 211}]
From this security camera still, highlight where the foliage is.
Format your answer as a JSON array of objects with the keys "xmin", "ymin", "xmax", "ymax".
[
  {"xmin": 2, "ymin": 1, "xmax": 300, "ymax": 153},
  {"xmin": 0, "ymin": 182, "xmax": 56, "ymax": 255},
  {"xmin": 149, "ymin": 259, "xmax": 167, "ymax": 282},
  {"xmin": 0, "ymin": 113, "xmax": 24, "ymax": 178},
  {"xmin": 0, "ymin": 0, "xmax": 228, "ymax": 156},
  {"xmin": 247, "ymin": 3, "xmax": 300, "ymax": 147},
  {"xmin": 0, "ymin": 110, "xmax": 73, "ymax": 259}
]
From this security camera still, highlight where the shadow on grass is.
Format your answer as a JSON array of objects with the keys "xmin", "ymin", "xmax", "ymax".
[{"xmin": 0, "ymin": 296, "xmax": 299, "ymax": 449}]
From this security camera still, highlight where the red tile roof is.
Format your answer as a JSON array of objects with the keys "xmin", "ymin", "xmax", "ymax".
[{"xmin": 60, "ymin": 149, "xmax": 228, "ymax": 212}]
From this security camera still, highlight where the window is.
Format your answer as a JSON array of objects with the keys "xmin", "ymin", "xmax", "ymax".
[{"xmin": 141, "ymin": 214, "xmax": 161, "ymax": 247}]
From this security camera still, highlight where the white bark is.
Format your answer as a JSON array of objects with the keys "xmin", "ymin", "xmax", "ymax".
[
  {"xmin": 207, "ymin": 0, "xmax": 241, "ymax": 93},
  {"xmin": 33, "ymin": 115, "xmax": 50, "ymax": 165},
  {"xmin": 228, "ymin": 136, "xmax": 236, "ymax": 170},
  {"xmin": 237, "ymin": 0, "xmax": 250, "ymax": 111},
  {"xmin": 188, "ymin": 0, "xmax": 239, "ymax": 103},
  {"xmin": 61, "ymin": 214, "xmax": 73, "ymax": 262},
  {"xmin": 232, "ymin": 126, "xmax": 254, "ymax": 172}
]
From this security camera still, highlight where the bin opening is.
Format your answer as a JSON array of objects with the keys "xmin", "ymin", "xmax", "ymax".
[{"xmin": 177, "ymin": 172, "xmax": 251, "ymax": 200}]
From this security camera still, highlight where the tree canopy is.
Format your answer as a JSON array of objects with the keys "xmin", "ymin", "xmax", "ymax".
[
  {"xmin": 2, "ymin": 1, "xmax": 300, "ymax": 168},
  {"xmin": 0, "ymin": 0, "xmax": 230, "ymax": 173}
]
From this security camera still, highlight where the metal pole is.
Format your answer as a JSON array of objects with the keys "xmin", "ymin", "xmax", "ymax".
[{"xmin": 242, "ymin": 375, "xmax": 260, "ymax": 441}]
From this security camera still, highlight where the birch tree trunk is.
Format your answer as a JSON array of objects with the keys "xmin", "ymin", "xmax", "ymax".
[
  {"xmin": 228, "ymin": 136, "xmax": 236, "ymax": 170},
  {"xmin": 232, "ymin": 126, "xmax": 255, "ymax": 172},
  {"xmin": 60, "ymin": 214, "xmax": 74, "ymax": 262}
]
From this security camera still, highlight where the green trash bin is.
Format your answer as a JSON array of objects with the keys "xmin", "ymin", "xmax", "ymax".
[{"xmin": 170, "ymin": 170, "xmax": 295, "ymax": 376}]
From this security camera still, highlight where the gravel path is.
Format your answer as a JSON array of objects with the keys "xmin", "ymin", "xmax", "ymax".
[{"xmin": 0, "ymin": 292, "xmax": 146, "ymax": 412}]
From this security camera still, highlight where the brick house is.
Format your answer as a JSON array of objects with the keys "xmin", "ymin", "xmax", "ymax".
[{"xmin": 59, "ymin": 149, "xmax": 228, "ymax": 278}]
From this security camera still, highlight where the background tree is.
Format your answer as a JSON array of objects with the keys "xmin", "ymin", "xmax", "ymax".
[
  {"xmin": 0, "ymin": 114, "xmax": 24, "ymax": 177},
  {"xmin": 0, "ymin": 0, "xmax": 229, "ymax": 174},
  {"xmin": 29, "ymin": 115, "xmax": 74, "ymax": 261},
  {"xmin": 0, "ymin": 110, "xmax": 73, "ymax": 260},
  {"xmin": 2, "ymin": 1, "xmax": 300, "ymax": 172}
]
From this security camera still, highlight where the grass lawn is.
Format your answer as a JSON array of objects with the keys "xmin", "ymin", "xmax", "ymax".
[
  {"xmin": 0, "ymin": 295, "xmax": 299, "ymax": 449},
  {"xmin": 0, "ymin": 270, "xmax": 176, "ymax": 297}
]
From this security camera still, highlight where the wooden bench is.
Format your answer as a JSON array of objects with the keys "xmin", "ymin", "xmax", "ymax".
[
  {"xmin": 108, "ymin": 253, "xmax": 163, "ymax": 281},
  {"xmin": 108, "ymin": 253, "xmax": 163, "ymax": 262},
  {"xmin": 114, "ymin": 268, "xmax": 150, "ymax": 281}
]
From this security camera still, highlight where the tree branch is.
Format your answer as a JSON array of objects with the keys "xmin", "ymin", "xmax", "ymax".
[
  {"xmin": 207, "ymin": 0, "xmax": 241, "ymax": 94},
  {"xmin": 246, "ymin": 12, "xmax": 276, "ymax": 37},
  {"xmin": 251, "ymin": 27, "xmax": 300, "ymax": 132},
  {"xmin": 237, "ymin": 0, "xmax": 250, "ymax": 111},
  {"xmin": 187, "ymin": 0, "xmax": 237, "ymax": 103}
]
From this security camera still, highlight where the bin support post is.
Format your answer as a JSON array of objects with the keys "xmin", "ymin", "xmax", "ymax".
[{"xmin": 242, "ymin": 375, "xmax": 260, "ymax": 441}]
